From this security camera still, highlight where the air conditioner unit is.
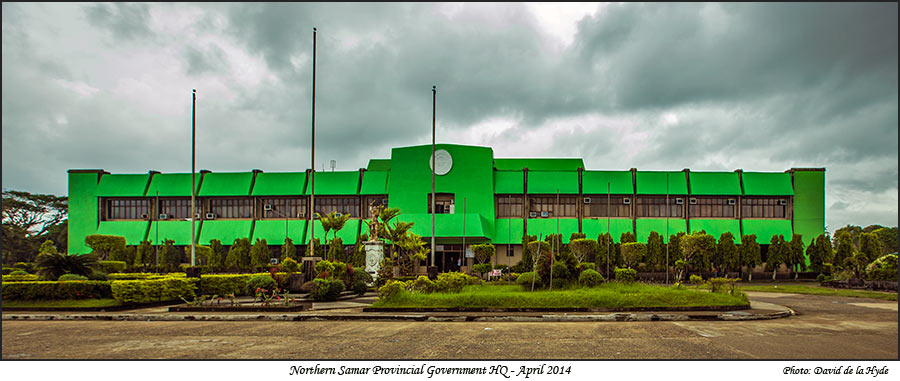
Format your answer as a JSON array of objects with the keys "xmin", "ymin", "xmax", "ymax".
[
  {"xmin": 141, "ymin": 213, "xmax": 149, "ymax": 220},
  {"xmin": 334, "ymin": 212, "xmax": 343, "ymax": 218},
  {"xmin": 675, "ymin": 198, "xmax": 684, "ymax": 205},
  {"xmin": 778, "ymin": 200, "xmax": 787, "ymax": 206},
  {"xmin": 529, "ymin": 212, "xmax": 538, "ymax": 218},
  {"xmin": 269, "ymin": 258, "xmax": 279, "ymax": 265},
  {"xmin": 195, "ymin": 213, "xmax": 202, "ymax": 220},
  {"xmin": 297, "ymin": 211, "xmax": 306, "ymax": 218},
  {"xmin": 583, "ymin": 197, "xmax": 592, "ymax": 204},
  {"xmin": 158, "ymin": 214, "xmax": 169, "ymax": 220},
  {"xmin": 623, "ymin": 198, "xmax": 631, "ymax": 205},
  {"xmin": 727, "ymin": 199, "xmax": 736, "ymax": 205},
  {"xmin": 263, "ymin": 204, "xmax": 273, "ymax": 211},
  {"xmin": 540, "ymin": 211, "xmax": 550, "ymax": 218},
  {"xmin": 205, "ymin": 213, "xmax": 216, "ymax": 220},
  {"xmin": 689, "ymin": 198, "xmax": 698, "ymax": 205},
  {"xmin": 382, "ymin": 198, "xmax": 389, "ymax": 205}
]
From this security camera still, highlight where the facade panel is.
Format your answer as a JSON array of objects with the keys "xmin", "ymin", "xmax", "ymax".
[
  {"xmin": 96, "ymin": 221, "xmax": 149, "ymax": 245},
  {"xmin": 689, "ymin": 172, "xmax": 742, "ymax": 195},
  {"xmin": 741, "ymin": 219, "xmax": 793, "ymax": 242},
  {"xmin": 636, "ymin": 171, "xmax": 688, "ymax": 195},
  {"xmin": 582, "ymin": 171, "xmax": 633, "ymax": 194},
  {"xmin": 689, "ymin": 219, "xmax": 741, "ymax": 239},
  {"xmin": 251, "ymin": 172, "xmax": 306, "ymax": 196},
  {"xmin": 583, "ymin": 218, "xmax": 635, "ymax": 243},
  {"xmin": 253, "ymin": 220, "xmax": 307, "ymax": 245},
  {"xmin": 635, "ymin": 218, "xmax": 687, "ymax": 243},
  {"xmin": 792, "ymin": 169, "xmax": 825, "ymax": 245},
  {"xmin": 95, "ymin": 174, "xmax": 150, "ymax": 197},
  {"xmin": 742, "ymin": 172, "xmax": 794, "ymax": 196}
]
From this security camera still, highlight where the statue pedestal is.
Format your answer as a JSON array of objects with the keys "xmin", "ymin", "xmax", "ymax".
[{"xmin": 364, "ymin": 241, "xmax": 384, "ymax": 281}]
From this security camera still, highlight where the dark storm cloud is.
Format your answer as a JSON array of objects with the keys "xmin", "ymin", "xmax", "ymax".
[
  {"xmin": 85, "ymin": 3, "xmax": 153, "ymax": 41},
  {"xmin": 184, "ymin": 44, "xmax": 228, "ymax": 75}
]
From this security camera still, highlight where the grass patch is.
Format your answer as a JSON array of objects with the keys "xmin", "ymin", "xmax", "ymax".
[
  {"xmin": 371, "ymin": 283, "xmax": 748, "ymax": 309},
  {"xmin": 2, "ymin": 299, "xmax": 124, "ymax": 308},
  {"xmin": 740, "ymin": 285, "xmax": 898, "ymax": 301}
]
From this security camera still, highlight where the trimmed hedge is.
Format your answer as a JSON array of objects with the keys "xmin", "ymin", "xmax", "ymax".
[
  {"xmin": 99, "ymin": 261, "xmax": 127, "ymax": 274},
  {"xmin": 1, "ymin": 281, "xmax": 113, "ymax": 300},
  {"xmin": 311, "ymin": 278, "xmax": 345, "ymax": 301},
  {"xmin": 197, "ymin": 273, "xmax": 285, "ymax": 296},
  {"xmin": 59, "ymin": 274, "xmax": 89, "ymax": 281},
  {"xmin": 614, "ymin": 268, "xmax": 637, "ymax": 282},
  {"xmin": 3, "ymin": 274, "xmax": 39, "ymax": 282},
  {"xmin": 110, "ymin": 277, "xmax": 198, "ymax": 303}
]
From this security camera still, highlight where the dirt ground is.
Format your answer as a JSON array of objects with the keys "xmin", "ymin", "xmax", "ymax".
[{"xmin": 2, "ymin": 292, "xmax": 896, "ymax": 359}]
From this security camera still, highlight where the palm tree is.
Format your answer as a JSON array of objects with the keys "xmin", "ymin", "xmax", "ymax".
[{"xmin": 35, "ymin": 252, "xmax": 99, "ymax": 280}]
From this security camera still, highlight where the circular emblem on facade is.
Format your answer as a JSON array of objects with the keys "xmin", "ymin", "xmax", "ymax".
[{"xmin": 429, "ymin": 149, "xmax": 453, "ymax": 176}]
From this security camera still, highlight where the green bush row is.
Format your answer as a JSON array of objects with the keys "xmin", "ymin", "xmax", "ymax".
[
  {"xmin": 110, "ymin": 277, "xmax": 198, "ymax": 304},
  {"xmin": 196, "ymin": 273, "xmax": 289, "ymax": 296},
  {"xmin": 1, "ymin": 281, "xmax": 113, "ymax": 300},
  {"xmin": 376, "ymin": 272, "xmax": 481, "ymax": 300},
  {"xmin": 3, "ymin": 274, "xmax": 39, "ymax": 282},
  {"xmin": 106, "ymin": 273, "xmax": 186, "ymax": 280},
  {"xmin": 99, "ymin": 261, "xmax": 127, "ymax": 274}
]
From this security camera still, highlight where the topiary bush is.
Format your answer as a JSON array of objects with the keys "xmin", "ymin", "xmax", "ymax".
[
  {"xmin": 199, "ymin": 274, "xmax": 261, "ymax": 296},
  {"xmin": 377, "ymin": 279, "xmax": 408, "ymax": 300},
  {"xmin": 245, "ymin": 274, "xmax": 278, "ymax": 295},
  {"xmin": 472, "ymin": 263, "xmax": 493, "ymax": 277},
  {"xmin": 2, "ymin": 267, "xmax": 15, "ymax": 275},
  {"xmin": 551, "ymin": 261, "xmax": 571, "ymax": 282},
  {"xmin": 689, "ymin": 274, "xmax": 704, "ymax": 285},
  {"xmin": 281, "ymin": 257, "xmax": 300, "ymax": 274},
  {"xmin": 866, "ymin": 254, "xmax": 898, "ymax": 281},
  {"xmin": 578, "ymin": 269, "xmax": 604, "ymax": 287},
  {"xmin": 614, "ymin": 268, "xmax": 637, "ymax": 282},
  {"xmin": 315, "ymin": 260, "xmax": 335, "ymax": 279},
  {"xmin": 58, "ymin": 274, "xmax": 89, "ymax": 281},
  {"xmin": 311, "ymin": 278, "xmax": 345, "ymax": 301},
  {"xmin": 13, "ymin": 262, "xmax": 36, "ymax": 273},
  {"xmin": 435, "ymin": 271, "xmax": 472, "ymax": 293},
  {"xmin": 110, "ymin": 277, "xmax": 197, "ymax": 303},
  {"xmin": 99, "ymin": 261, "xmax": 127, "ymax": 274},
  {"xmin": 3, "ymin": 274, "xmax": 40, "ymax": 282},
  {"xmin": 10, "ymin": 270, "xmax": 29, "ymax": 276},
  {"xmin": 351, "ymin": 271, "xmax": 372, "ymax": 295},
  {"xmin": 516, "ymin": 272, "xmax": 536, "ymax": 288}
]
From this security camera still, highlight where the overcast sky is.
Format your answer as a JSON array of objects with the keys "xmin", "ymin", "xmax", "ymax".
[{"xmin": 2, "ymin": 2, "xmax": 897, "ymax": 231}]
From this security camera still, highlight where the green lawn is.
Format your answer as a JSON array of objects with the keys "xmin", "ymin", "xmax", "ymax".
[
  {"xmin": 2, "ymin": 299, "xmax": 124, "ymax": 309},
  {"xmin": 739, "ymin": 285, "xmax": 898, "ymax": 301},
  {"xmin": 371, "ymin": 283, "xmax": 749, "ymax": 309}
]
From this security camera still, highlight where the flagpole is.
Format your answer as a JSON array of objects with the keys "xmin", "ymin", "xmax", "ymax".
[
  {"xmin": 462, "ymin": 197, "xmax": 466, "ymax": 272},
  {"xmin": 507, "ymin": 195, "xmax": 511, "ymax": 284},
  {"xmin": 155, "ymin": 190, "xmax": 159, "ymax": 273},
  {"xmin": 666, "ymin": 173, "xmax": 670, "ymax": 285},
  {"xmin": 431, "ymin": 85, "xmax": 436, "ymax": 271},
  {"xmin": 607, "ymin": 182, "xmax": 610, "ymax": 279},
  {"xmin": 310, "ymin": 27, "xmax": 317, "ymax": 257},
  {"xmin": 190, "ymin": 89, "xmax": 196, "ymax": 268}
]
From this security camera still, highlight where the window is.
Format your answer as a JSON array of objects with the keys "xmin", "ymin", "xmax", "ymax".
[
  {"xmin": 583, "ymin": 195, "xmax": 631, "ymax": 217},
  {"xmin": 260, "ymin": 197, "xmax": 307, "ymax": 219},
  {"xmin": 635, "ymin": 196, "xmax": 683, "ymax": 217},
  {"xmin": 158, "ymin": 198, "xmax": 198, "ymax": 219},
  {"xmin": 209, "ymin": 198, "xmax": 251, "ymax": 219},
  {"xmin": 496, "ymin": 195, "xmax": 524, "ymax": 218},
  {"xmin": 688, "ymin": 197, "xmax": 735, "ymax": 218},
  {"xmin": 741, "ymin": 198, "xmax": 786, "ymax": 218},
  {"xmin": 363, "ymin": 195, "xmax": 388, "ymax": 217},
  {"xmin": 427, "ymin": 193, "xmax": 455, "ymax": 214},
  {"xmin": 529, "ymin": 195, "xmax": 577, "ymax": 217},
  {"xmin": 315, "ymin": 197, "xmax": 360, "ymax": 217},
  {"xmin": 105, "ymin": 198, "xmax": 149, "ymax": 220}
]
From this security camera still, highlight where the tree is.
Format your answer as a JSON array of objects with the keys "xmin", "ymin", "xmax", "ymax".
[
  {"xmin": 396, "ymin": 231, "xmax": 428, "ymax": 276},
  {"xmin": 595, "ymin": 233, "xmax": 613, "ymax": 277},
  {"xmin": 833, "ymin": 225, "xmax": 862, "ymax": 251},
  {"xmin": 872, "ymin": 227, "xmax": 898, "ymax": 255},
  {"xmin": 620, "ymin": 242, "xmax": 646, "ymax": 270},
  {"xmin": 681, "ymin": 232, "xmax": 715, "ymax": 276},
  {"xmin": 135, "ymin": 241, "xmax": 153, "ymax": 272},
  {"xmin": 249, "ymin": 239, "xmax": 271, "ymax": 271},
  {"xmin": 161, "ymin": 239, "xmax": 181, "ymax": 273},
  {"xmin": 833, "ymin": 231, "xmax": 854, "ymax": 269},
  {"xmin": 518, "ymin": 234, "xmax": 537, "ymax": 271},
  {"xmin": 529, "ymin": 240, "xmax": 553, "ymax": 286},
  {"xmin": 84, "ymin": 234, "xmax": 127, "ymax": 261},
  {"xmin": 327, "ymin": 237, "xmax": 345, "ymax": 263},
  {"xmin": 35, "ymin": 252, "xmax": 99, "ymax": 280},
  {"xmin": 718, "ymin": 232, "xmax": 739, "ymax": 275},
  {"xmin": 208, "ymin": 239, "xmax": 227, "ymax": 272},
  {"xmin": 859, "ymin": 232, "xmax": 884, "ymax": 264},
  {"xmin": 807, "ymin": 238, "xmax": 824, "ymax": 274},
  {"xmin": 472, "ymin": 243, "xmax": 495, "ymax": 264},
  {"xmin": 766, "ymin": 235, "xmax": 788, "ymax": 280},
  {"xmin": 305, "ymin": 238, "xmax": 326, "ymax": 257},
  {"xmin": 281, "ymin": 237, "xmax": 297, "ymax": 261},
  {"xmin": 226, "ymin": 238, "xmax": 251, "ymax": 272},
  {"xmin": 570, "ymin": 238, "xmax": 599, "ymax": 264},
  {"xmin": 646, "ymin": 232, "xmax": 665, "ymax": 272},
  {"xmin": 620, "ymin": 232, "xmax": 636, "ymax": 243},
  {"xmin": 2, "ymin": 190, "xmax": 68, "ymax": 263},
  {"xmin": 668, "ymin": 232, "xmax": 685, "ymax": 262},
  {"xmin": 740, "ymin": 235, "xmax": 761, "ymax": 281},
  {"xmin": 817, "ymin": 234, "xmax": 834, "ymax": 265},
  {"xmin": 39, "ymin": 240, "xmax": 59, "ymax": 255},
  {"xmin": 787, "ymin": 234, "xmax": 806, "ymax": 279}
]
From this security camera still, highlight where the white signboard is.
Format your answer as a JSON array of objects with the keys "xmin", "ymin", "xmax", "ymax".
[{"xmin": 465, "ymin": 247, "xmax": 474, "ymax": 258}]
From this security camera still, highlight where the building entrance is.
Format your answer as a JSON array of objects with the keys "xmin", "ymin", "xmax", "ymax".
[{"xmin": 437, "ymin": 244, "xmax": 463, "ymax": 272}]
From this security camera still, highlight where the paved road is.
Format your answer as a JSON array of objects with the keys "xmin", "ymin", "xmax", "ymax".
[{"xmin": 2, "ymin": 292, "xmax": 896, "ymax": 359}]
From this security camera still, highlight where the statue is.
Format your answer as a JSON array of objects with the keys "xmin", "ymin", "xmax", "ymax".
[
  {"xmin": 367, "ymin": 202, "xmax": 382, "ymax": 242},
  {"xmin": 364, "ymin": 202, "xmax": 385, "ymax": 280}
]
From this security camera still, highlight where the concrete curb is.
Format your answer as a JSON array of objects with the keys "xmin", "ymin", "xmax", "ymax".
[{"xmin": 2, "ymin": 309, "xmax": 793, "ymax": 322}]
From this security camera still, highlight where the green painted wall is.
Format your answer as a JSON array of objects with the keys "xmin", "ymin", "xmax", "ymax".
[
  {"xmin": 199, "ymin": 172, "xmax": 254, "ymax": 196},
  {"xmin": 582, "ymin": 171, "xmax": 633, "ymax": 194},
  {"xmin": 635, "ymin": 218, "xmax": 687, "ymax": 243},
  {"xmin": 68, "ymin": 171, "xmax": 102, "ymax": 254},
  {"xmin": 388, "ymin": 144, "xmax": 496, "ymax": 239},
  {"xmin": 493, "ymin": 219, "xmax": 525, "ymax": 244},
  {"xmin": 199, "ymin": 220, "xmax": 253, "ymax": 245},
  {"xmin": 494, "ymin": 158, "xmax": 584, "ymax": 171},
  {"xmin": 95, "ymin": 174, "xmax": 150, "ymax": 197},
  {"xmin": 253, "ymin": 220, "xmax": 307, "ymax": 245},
  {"xmin": 306, "ymin": 171, "xmax": 360, "ymax": 195},
  {"xmin": 689, "ymin": 172, "xmax": 742, "ymax": 195},
  {"xmin": 494, "ymin": 171, "xmax": 524, "ymax": 194},
  {"xmin": 583, "ymin": 218, "xmax": 635, "ymax": 243},
  {"xmin": 742, "ymin": 172, "xmax": 794, "ymax": 196},
  {"xmin": 527, "ymin": 171, "xmax": 579, "ymax": 194},
  {"xmin": 741, "ymin": 220, "xmax": 793, "ymax": 242},
  {"xmin": 360, "ymin": 171, "xmax": 389, "ymax": 195},
  {"xmin": 527, "ymin": 218, "xmax": 580, "ymax": 243},
  {"xmin": 689, "ymin": 219, "xmax": 741, "ymax": 239},
  {"xmin": 636, "ymin": 171, "xmax": 688, "ymax": 194},
  {"xmin": 97, "ymin": 221, "xmax": 149, "ymax": 245},
  {"xmin": 146, "ymin": 173, "xmax": 201, "ymax": 197},
  {"xmin": 792, "ymin": 170, "xmax": 825, "ymax": 245},
  {"xmin": 251, "ymin": 172, "xmax": 306, "ymax": 196},
  {"xmin": 148, "ymin": 220, "xmax": 199, "ymax": 245}
]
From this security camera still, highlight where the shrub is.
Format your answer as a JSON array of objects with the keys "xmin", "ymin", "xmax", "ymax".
[
  {"xmin": 516, "ymin": 272, "xmax": 536, "ymax": 288},
  {"xmin": 473, "ymin": 263, "xmax": 493, "ymax": 276},
  {"xmin": 199, "ymin": 274, "xmax": 258, "ymax": 296},
  {"xmin": 245, "ymin": 274, "xmax": 277, "ymax": 295},
  {"xmin": 351, "ymin": 271, "xmax": 372, "ymax": 295},
  {"xmin": 816, "ymin": 273, "xmax": 828, "ymax": 282},
  {"xmin": 614, "ymin": 268, "xmax": 637, "ymax": 282},
  {"xmin": 281, "ymin": 257, "xmax": 300, "ymax": 274},
  {"xmin": 110, "ymin": 277, "xmax": 197, "ymax": 303},
  {"xmin": 707, "ymin": 277, "xmax": 738, "ymax": 294},
  {"xmin": 377, "ymin": 280, "xmax": 408, "ymax": 300},
  {"xmin": 407, "ymin": 276, "xmax": 436, "ymax": 293},
  {"xmin": 550, "ymin": 261, "xmax": 570, "ymax": 281},
  {"xmin": 2, "ymin": 267, "xmax": 15, "ymax": 275},
  {"xmin": 58, "ymin": 274, "xmax": 89, "ymax": 281},
  {"xmin": 315, "ymin": 260, "xmax": 335, "ymax": 278},
  {"xmin": 36, "ymin": 252, "xmax": 99, "ymax": 280},
  {"xmin": 577, "ymin": 262, "xmax": 596, "ymax": 273},
  {"xmin": 578, "ymin": 269, "xmax": 604, "ymax": 287},
  {"xmin": 550, "ymin": 278, "xmax": 569, "ymax": 290},
  {"xmin": 689, "ymin": 274, "xmax": 704, "ymax": 285},
  {"xmin": 866, "ymin": 254, "xmax": 898, "ymax": 281},
  {"xmin": 13, "ymin": 262, "xmax": 36, "ymax": 273},
  {"xmin": 99, "ymin": 261, "xmax": 127, "ymax": 274},
  {"xmin": 1, "ymin": 281, "xmax": 113, "ymax": 300},
  {"xmin": 85, "ymin": 234, "xmax": 127, "ymax": 260},
  {"xmin": 620, "ymin": 242, "xmax": 647, "ymax": 269},
  {"xmin": 87, "ymin": 270, "xmax": 109, "ymax": 281},
  {"xmin": 435, "ymin": 272, "xmax": 471, "ymax": 293},
  {"xmin": 471, "ymin": 244, "xmax": 496, "ymax": 265},
  {"xmin": 10, "ymin": 270, "xmax": 29, "ymax": 276},
  {"xmin": 310, "ymin": 278, "xmax": 345, "ymax": 301}
]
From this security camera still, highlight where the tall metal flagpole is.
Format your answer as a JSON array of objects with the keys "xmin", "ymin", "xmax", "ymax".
[
  {"xmin": 507, "ymin": 195, "xmax": 511, "ymax": 284},
  {"xmin": 155, "ymin": 190, "xmax": 159, "ymax": 273},
  {"xmin": 607, "ymin": 182, "xmax": 610, "ymax": 279},
  {"xmin": 550, "ymin": 189, "xmax": 559, "ymax": 291},
  {"xmin": 190, "ymin": 89, "xmax": 196, "ymax": 268},
  {"xmin": 310, "ymin": 27, "xmax": 317, "ymax": 258},
  {"xmin": 462, "ymin": 197, "xmax": 466, "ymax": 272},
  {"xmin": 431, "ymin": 85, "xmax": 436, "ymax": 270}
]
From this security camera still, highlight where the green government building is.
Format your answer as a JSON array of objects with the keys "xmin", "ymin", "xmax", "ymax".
[{"xmin": 68, "ymin": 144, "xmax": 825, "ymax": 271}]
